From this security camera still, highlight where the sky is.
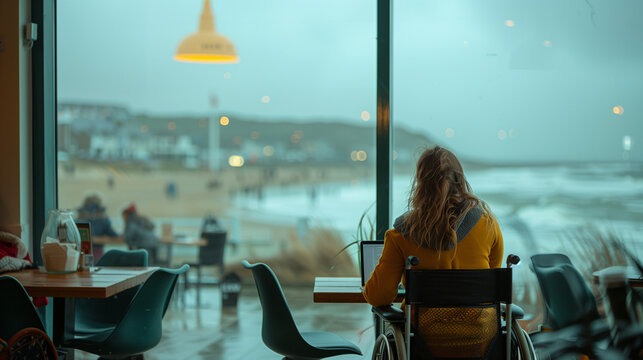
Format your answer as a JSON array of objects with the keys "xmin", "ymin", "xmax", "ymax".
[{"xmin": 57, "ymin": 0, "xmax": 643, "ymax": 162}]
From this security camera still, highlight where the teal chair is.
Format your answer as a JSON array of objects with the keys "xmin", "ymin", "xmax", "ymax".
[
  {"xmin": 242, "ymin": 260, "xmax": 362, "ymax": 360},
  {"xmin": 530, "ymin": 253, "xmax": 609, "ymax": 340},
  {"xmin": 530, "ymin": 253, "xmax": 601, "ymax": 329},
  {"xmin": 0, "ymin": 276, "xmax": 46, "ymax": 340},
  {"xmin": 74, "ymin": 249, "xmax": 149, "ymax": 334},
  {"xmin": 96, "ymin": 249, "xmax": 148, "ymax": 267},
  {"xmin": 65, "ymin": 265, "xmax": 189, "ymax": 359}
]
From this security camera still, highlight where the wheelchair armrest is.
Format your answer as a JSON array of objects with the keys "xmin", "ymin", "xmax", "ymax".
[
  {"xmin": 501, "ymin": 303, "xmax": 525, "ymax": 320},
  {"xmin": 372, "ymin": 305, "xmax": 405, "ymax": 323}
]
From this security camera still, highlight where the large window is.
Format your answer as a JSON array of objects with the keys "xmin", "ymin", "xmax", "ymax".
[{"xmin": 392, "ymin": 0, "xmax": 643, "ymax": 329}]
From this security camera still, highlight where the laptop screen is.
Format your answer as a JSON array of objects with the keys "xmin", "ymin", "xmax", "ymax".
[{"xmin": 360, "ymin": 240, "xmax": 384, "ymax": 286}]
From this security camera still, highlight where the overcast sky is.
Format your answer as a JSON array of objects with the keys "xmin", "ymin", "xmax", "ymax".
[{"xmin": 57, "ymin": 0, "xmax": 642, "ymax": 162}]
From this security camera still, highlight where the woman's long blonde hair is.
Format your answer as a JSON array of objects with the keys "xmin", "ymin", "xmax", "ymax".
[{"xmin": 406, "ymin": 146, "xmax": 492, "ymax": 250}]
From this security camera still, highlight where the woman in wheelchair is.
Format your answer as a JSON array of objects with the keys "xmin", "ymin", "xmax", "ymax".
[{"xmin": 363, "ymin": 146, "xmax": 506, "ymax": 359}]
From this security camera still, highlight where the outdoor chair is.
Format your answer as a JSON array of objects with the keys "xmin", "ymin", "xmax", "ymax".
[
  {"xmin": 0, "ymin": 276, "xmax": 47, "ymax": 340},
  {"xmin": 371, "ymin": 255, "xmax": 534, "ymax": 360},
  {"xmin": 183, "ymin": 229, "xmax": 226, "ymax": 307},
  {"xmin": 242, "ymin": 260, "xmax": 363, "ymax": 360},
  {"xmin": 74, "ymin": 249, "xmax": 149, "ymax": 334},
  {"xmin": 65, "ymin": 264, "xmax": 189, "ymax": 359}
]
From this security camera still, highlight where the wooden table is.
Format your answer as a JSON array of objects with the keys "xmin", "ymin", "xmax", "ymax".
[
  {"xmin": 8, "ymin": 267, "xmax": 157, "ymax": 358},
  {"xmin": 592, "ymin": 266, "xmax": 643, "ymax": 287},
  {"xmin": 313, "ymin": 277, "xmax": 404, "ymax": 303}
]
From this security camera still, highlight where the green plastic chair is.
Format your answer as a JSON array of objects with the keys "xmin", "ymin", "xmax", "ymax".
[
  {"xmin": 74, "ymin": 249, "xmax": 149, "ymax": 334},
  {"xmin": 0, "ymin": 276, "xmax": 46, "ymax": 340},
  {"xmin": 530, "ymin": 253, "xmax": 601, "ymax": 329},
  {"xmin": 530, "ymin": 253, "xmax": 610, "ymax": 343},
  {"xmin": 65, "ymin": 264, "xmax": 189, "ymax": 359},
  {"xmin": 96, "ymin": 249, "xmax": 149, "ymax": 267},
  {"xmin": 242, "ymin": 260, "xmax": 362, "ymax": 360}
]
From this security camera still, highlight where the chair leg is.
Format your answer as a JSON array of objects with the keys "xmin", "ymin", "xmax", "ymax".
[{"xmin": 196, "ymin": 266, "xmax": 201, "ymax": 307}]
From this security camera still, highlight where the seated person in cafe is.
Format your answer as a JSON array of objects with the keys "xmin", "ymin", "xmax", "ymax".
[
  {"xmin": 122, "ymin": 203, "xmax": 159, "ymax": 264},
  {"xmin": 77, "ymin": 194, "xmax": 119, "ymax": 261},
  {"xmin": 363, "ymin": 146, "xmax": 504, "ymax": 357}
]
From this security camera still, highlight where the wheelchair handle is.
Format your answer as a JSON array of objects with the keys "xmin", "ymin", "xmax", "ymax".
[
  {"xmin": 506, "ymin": 254, "xmax": 520, "ymax": 268},
  {"xmin": 406, "ymin": 256, "xmax": 419, "ymax": 269}
]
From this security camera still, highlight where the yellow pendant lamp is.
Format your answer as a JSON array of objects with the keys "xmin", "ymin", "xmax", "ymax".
[{"xmin": 175, "ymin": 0, "xmax": 238, "ymax": 63}]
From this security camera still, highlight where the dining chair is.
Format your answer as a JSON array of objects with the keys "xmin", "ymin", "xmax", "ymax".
[
  {"xmin": 183, "ymin": 229, "xmax": 226, "ymax": 307},
  {"xmin": 74, "ymin": 249, "xmax": 149, "ymax": 334},
  {"xmin": 65, "ymin": 264, "xmax": 189, "ymax": 359},
  {"xmin": 0, "ymin": 276, "xmax": 46, "ymax": 340},
  {"xmin": 242, "ymin": 260, "xmax": 363, "ymax": 360},
  {"xmin": 530, "ymin": 253, "xmax": 608, "ymax": 335}
]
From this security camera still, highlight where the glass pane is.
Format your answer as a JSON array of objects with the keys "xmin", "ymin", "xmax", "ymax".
[
  {"xmin": 56, "ymin": 0, "xmax": 377, "ymax": 349},
  {"xmin": 393, "ymin": 0, "xmax": 643, "ymax": 331}
]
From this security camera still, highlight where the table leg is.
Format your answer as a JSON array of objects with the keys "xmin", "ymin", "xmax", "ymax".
[{"xmin": 53, "ymin": 297, "xmax": 75, "ymax": 360}]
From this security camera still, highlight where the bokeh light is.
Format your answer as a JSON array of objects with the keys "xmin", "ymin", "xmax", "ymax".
[
  {"xmin": 623, "ymin": 136, "xmax": 632, "ymax": 151},
  {"xmin": 250, "ymin": 131, "xmax": 259, "ymax": 139},
  {"xmin": 220, "ymin": 116, "xmax": 230, "ymax": 126},
  {"xmin": 168, "ymin": 122, "xmax": 176, "ymax": 130},
  {"xmin": 261, "ymin": 96, "xmax": 271, "ymax": 103},
  {"xmin": 613, "ymin": 105, "xmax": 624, "ymax": 115},
  {"xmin": 445, "ymin": 128, "xmax": 455, "ymax": 138},
  {"xmin": 228, "ymin": 155, "xmax": 244, "ymax": 167},
  {"xmin": 263, "ymin": 145, "xmax": 275, "ymax": 156},
  {"xmin": 543, "ymin": 40, "xmax": 552, "ymax": 47},
  {"xmin": 505, "ymin": 20, "xmax": 515, "ymax": 27},
  {"xmin": 497, "ymin": 130, "xmax": 507, "ymax": 140},
  {"xmin": 361, "ymin": 111, "xmax": 370, "ymax": 121}
]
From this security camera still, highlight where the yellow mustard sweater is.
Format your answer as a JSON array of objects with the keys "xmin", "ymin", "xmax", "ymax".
[{"xmin": 363, "ymin": 213, "xmax": 504, "ymax": 307}]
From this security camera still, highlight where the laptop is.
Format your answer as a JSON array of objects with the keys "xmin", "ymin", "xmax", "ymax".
[{"xmin": 360, "ymin": 240, "xmax": 384, "ymax": 287}]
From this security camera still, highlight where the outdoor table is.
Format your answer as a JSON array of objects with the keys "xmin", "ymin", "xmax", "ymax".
[
  {"xmin": 592, "ymin": 266, "xmax": 643, "ymax": 287},
  {"xmin": 8, "ymin": 266, "xmax": 157, "ymax": 359},
  {"xmin": 313, "ymin": 277, "xmax": 404, "ymax": 303}
]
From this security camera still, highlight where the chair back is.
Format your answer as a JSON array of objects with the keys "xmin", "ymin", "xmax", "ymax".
[
  {"xmin": 530, "ymin": 253, "xmax": 599, "ymax": 329},
  {"xmin": 405, "ymin": 266, "xmax": 513, "ymax": 360},
  {"xmin": 92, "ymin": 265, "xmax": 189, "ymax": 357},
  {"xmin": 0, "ymin": 277, "xmax": 45, "ymax": 340},
  {"xmin": 76, "ymin": 249, "xmax": 150, "ymax": 328},
  {"xmin": 242, "ymin": 261, "xmax": 308, "ymax": 355},
  {"xmin": 199, "ymin": 230, "xmax": 226, "ymax": 266},
  {"xmin": 96, "ymin": 249, "xmax": 148, "ymax": 267}
]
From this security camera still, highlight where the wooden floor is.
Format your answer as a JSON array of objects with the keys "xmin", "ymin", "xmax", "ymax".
[{"xmin": 76, "ymin": 283, "xmax": 376, "ymax": 359}]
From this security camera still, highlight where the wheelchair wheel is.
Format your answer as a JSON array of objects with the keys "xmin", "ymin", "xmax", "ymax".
[
  {"xmin": 512, "ymin": 321, "xmax": 537, "ymax": 360},
  {"xmin": 372, "ymin": 322, "xmax": 406, "ymax": 360}
]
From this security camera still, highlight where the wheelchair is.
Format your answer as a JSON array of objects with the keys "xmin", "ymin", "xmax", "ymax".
[{"xmin": 371, "ymin": 255, "xmax": 537, "ymax": 360}]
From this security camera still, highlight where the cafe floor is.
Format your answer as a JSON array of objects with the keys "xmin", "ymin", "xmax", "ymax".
[{"xmin": 75, "ymin": 283, "xmax": 376, "ymax": 360}]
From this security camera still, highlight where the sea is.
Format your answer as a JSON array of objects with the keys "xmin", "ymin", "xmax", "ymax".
[{"xmin": 229, "ymin": 162, "xmax": 643, "ymax": 266}]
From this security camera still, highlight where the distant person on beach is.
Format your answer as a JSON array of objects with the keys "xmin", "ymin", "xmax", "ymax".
[
  {"xmin": 166, "ymin": 181, "xmax": 177, "ymax": 200},
  {"xmin": 362, "ymin": 146, "xmax": 504, "ymax": 354},
  {"xmin": 122, "ymin": 203, "xmax": 159, "ymax": 264},
  {"xmin": 77, "ymin": 194, "xmax": 119, "ymax": 261}
]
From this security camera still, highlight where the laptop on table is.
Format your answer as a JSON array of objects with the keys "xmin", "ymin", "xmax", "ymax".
[{"xmin": 360, "ymin": 241, "xmax": 384, "ymax": 288}]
